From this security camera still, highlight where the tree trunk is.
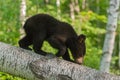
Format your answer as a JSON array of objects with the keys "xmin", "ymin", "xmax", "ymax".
[
  {"xmin": 30, "ymin": 58, "xmax": 120, "ymax": 80},
  {"xmin": 0, "ymin": 42, "xmax": 41, "ymax": 80},
  {"xmin": 0, "ymin": 42, "xmax": 120, "ymax": 80},
  {"xmin": 69, "ymin": 0, "xmax": 80, "ymax": 20},
  {"xmin": 82, "ymin": 0, "xmax": 86, "ymax": 10},
  {"xmin": 20, "ymin": 0, "xmax": 26, "ymax": 26},
  {"xmin": 100, "ymin": 0, "xmax": 119, "ymax": 72},
  {"xmin": 44, "ymin": 0, "xmax": 49, "ymax": 4},
  {"xmin": 74, "ymin": 0, "xmax": 80, "ymax": 14},
  {"xmin": 19, "ymin": 0, "xmax": 26, "ymax": 38},
  {"xmin": 69, "ymin": 0, "xmax": 75, "ymax": 20},
  {"xmin": 56, "ymin": 0, "xmax": 61, "ymax": 19}
]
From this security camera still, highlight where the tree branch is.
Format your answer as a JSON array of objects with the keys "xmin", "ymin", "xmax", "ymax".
[{"xmin": 0, "ymin": 42, "xmax": 119, "ymax": 80}]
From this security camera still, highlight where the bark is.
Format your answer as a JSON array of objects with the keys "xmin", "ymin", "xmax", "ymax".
[
  {"xmin": 19, "ymin": 0, "xmax": 26, "ymax": 38},
  {"xmin": 0, "ymin": 42, "xmax": 41, "ymax": 80},
  {"xmin": 100, "ymin": 0, "xmax": 119, "ymax": 72},
  {"xmin": 74, "ymin": 0, "xmax": 80, "ymax": 14},
  {"xmin": 56, "ymin": 0, "xmax": 61, "ymax": 19},
  {"xmin": 69, "ymin": 0, "xmax": 75, "ymax": 20},
  {"xmin": 82, "ymin": 0, "xmax": 86, "ymax": 10},
  {"xmin": 69, "ymin": 0, "xmax": 80, "ymax": 20},
  {"xmin": 30, "ymin": 58, "xmax": 120, "ymax": 80},
  {"xmin": 44, "ymin": 0, "xmax": 50, "ymax": 4},
  {"xmin": 0, "ymin": 42, "xmax": 120, "ymax": 80},
  {"xmin": 20, "ymin": 0, "xmax": 26, "ymax": 26}
]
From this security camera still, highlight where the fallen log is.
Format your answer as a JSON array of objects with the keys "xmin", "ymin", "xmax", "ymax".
[{"xmin": 0, "ymin": 42, "xmax": 119, "ymax": 80}]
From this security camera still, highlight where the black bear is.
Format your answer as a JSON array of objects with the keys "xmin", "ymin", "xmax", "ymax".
[{"xmin": 19, "ymin": 14, "xmax": 86, "ymax": 64}]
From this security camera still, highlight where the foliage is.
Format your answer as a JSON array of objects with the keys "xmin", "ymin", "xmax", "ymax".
[
  {"xmin": 0, "ymin": 72, "xmax": 25, "ymax": 80},
  {"xmin": 0, "ymin": 0, "xmax": 119, "ymax": 80},
  {"xmin": 0, "ymin": 0, "xmax": 20, "ymax": 45}
]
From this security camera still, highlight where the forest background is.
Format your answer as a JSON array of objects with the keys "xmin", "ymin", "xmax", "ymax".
[{"xmin": 0, "ymin": 0, "xmax": 120, "ymax": 80}]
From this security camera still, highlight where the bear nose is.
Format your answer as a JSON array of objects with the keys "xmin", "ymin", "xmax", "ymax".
[{"xmin": 75, "ymin": 57, "xmax": 84, "ymax": 65}]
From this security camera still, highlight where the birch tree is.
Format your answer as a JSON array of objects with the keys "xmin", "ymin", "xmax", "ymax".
[
  {"xmin": 74, "ymin": 0, "xmax": 80, "ymax": 14},
  {"xmin": 44, "ymin": 0, "xmax": 50, "ymax": 4},
  {"xmin": 19, "ymin": 0, "xmax": 26, "ymax": 38},
  {"xmin": 69, "ymin": 0, "xmax": 80, "ymax": 20},
  {"xmin": 0, "ymin": 42, "xmax": 120, "ymax": 80},
  {"xmin": 82, "ymin": 0, "xmax": 86, "ymax": 10},
  {"xmin": 69, "ymin": 0, "xmax": 75, "ymax": 20},
  {"xmin": 56, "ymin": 0, "xmax": 61, "ymax": 19},
  {"xmin": 20, "ymin": 0, "xmax": 26, "ymax": 26},
  {"xmin": 100, "ymin": 0, "xmax": 119, "ymax": 72}
]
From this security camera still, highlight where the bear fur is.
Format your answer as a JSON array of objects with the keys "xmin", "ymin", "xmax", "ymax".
[{"xmin": 19, "ymin": 14, "xmax": 86, "ymax": 64}]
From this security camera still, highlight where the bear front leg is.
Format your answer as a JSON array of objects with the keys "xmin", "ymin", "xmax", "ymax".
[
  {"xmin": 62, "ymin": 49, "xmax": 71, "ymax": 61},
  {"xmin": 47, "ymin": 36, "xmax": 66, "ymax": 57},
  {"xmin": 56, "ymin": 46, "xmax": 66, "ymax": 57}
]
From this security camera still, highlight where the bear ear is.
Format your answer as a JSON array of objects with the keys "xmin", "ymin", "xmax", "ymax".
[{"xmin": 78, "ymin": 34, "xmax": 86, "ymax": 43}]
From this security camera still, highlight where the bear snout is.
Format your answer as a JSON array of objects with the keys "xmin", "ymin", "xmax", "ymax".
[{"xmin": 75, "ymin": 57, "xmax": 84, "ymax": 65}]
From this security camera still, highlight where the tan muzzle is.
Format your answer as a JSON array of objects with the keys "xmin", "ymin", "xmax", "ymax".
[{"xmin": 75, "ymin": 57, "xmax": 84, "ymax": 64}]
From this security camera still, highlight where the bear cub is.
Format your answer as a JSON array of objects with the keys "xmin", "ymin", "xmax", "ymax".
[{"xmin": 19, "ymin": 14, "xmax": 86, "ymax": 64}]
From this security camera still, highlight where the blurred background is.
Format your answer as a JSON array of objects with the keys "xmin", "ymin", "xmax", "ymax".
[{"xmin": 0, "ymin": 0, "xmax": 120, "ymax": 80}]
